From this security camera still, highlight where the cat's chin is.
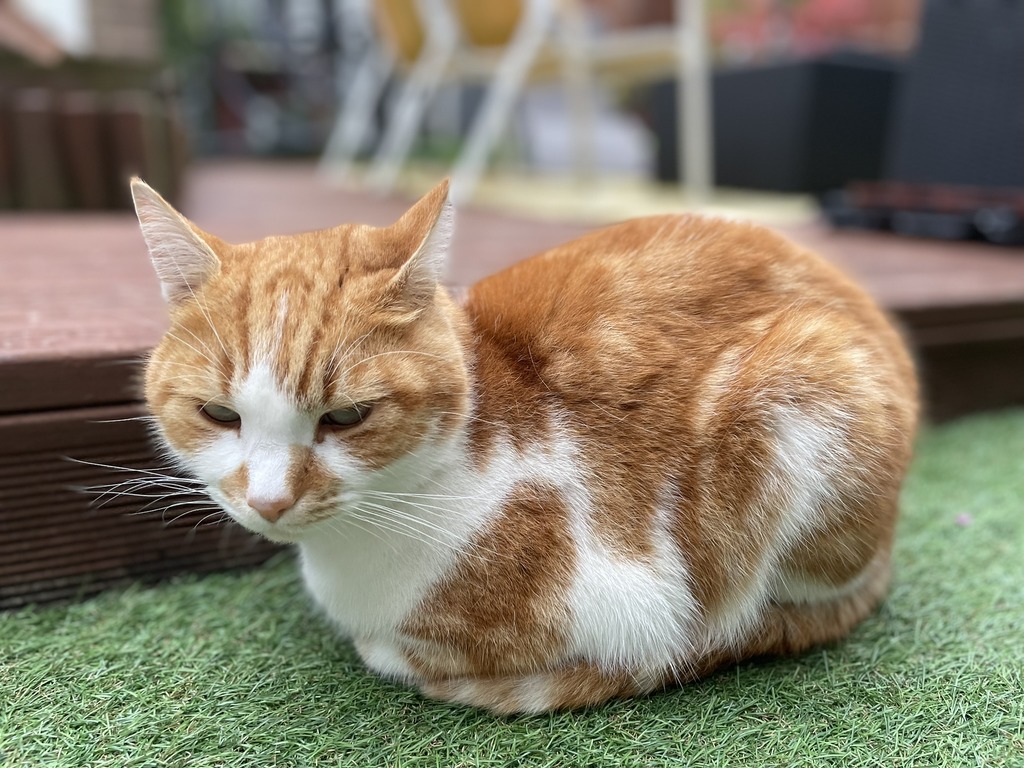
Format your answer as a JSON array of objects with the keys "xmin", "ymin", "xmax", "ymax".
[
  {"xmin": 202, "ymin": 487, "xmax": 311, "ymax": 543},
  {"xmin": 253, "ymin": 526, "xmax": 305, "ymax": 544},
  {"xmin": 231, "ymin": 516, "xmax": 310, "ymax": 544},
  {"xmin": 213, "ymin": 502, "xmax": 312, "ymax": 544}
]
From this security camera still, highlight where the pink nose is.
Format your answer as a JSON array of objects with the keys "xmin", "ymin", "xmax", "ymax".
[{"xmin": 247, "ymin": 493, "xmax": 296, "ymax": 523}]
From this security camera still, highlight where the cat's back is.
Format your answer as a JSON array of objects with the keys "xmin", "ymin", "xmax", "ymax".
[
  {"xmin": 463, "ymin": 214, "xmax": 913, "ymax": 408},
  {"xmin": 468, "ymin": 214, "xmax": 889, "ymax": 342},
  {"xmin": 447, "ymin": 212, "xmax": 918, "ymax": 697}
]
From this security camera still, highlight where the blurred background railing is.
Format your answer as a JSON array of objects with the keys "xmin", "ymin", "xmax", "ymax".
[{"xmin": 1, "ymin": 0, "xmax": 937, "ymax": 211}]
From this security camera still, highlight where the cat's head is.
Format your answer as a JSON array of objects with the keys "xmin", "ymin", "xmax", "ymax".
[{"xmin": 133, "ymin": 179, "xmax": 470, "ymax": 542}]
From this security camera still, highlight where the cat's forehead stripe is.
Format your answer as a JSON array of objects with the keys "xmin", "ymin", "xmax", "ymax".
[
  {"xmin": 210, "ymin": 225, "xmax": 398, "ymax": 402},
  {"xmin": 230, "ymin": 270, "xmax": 337, "ymax": 402},
  {"xmin": 293, "ymin": 283, "xmax": 347, "ymax": 401},
  {"xmin": 245, "ymin": 291, "xmax": 291, "ymax": 366}
]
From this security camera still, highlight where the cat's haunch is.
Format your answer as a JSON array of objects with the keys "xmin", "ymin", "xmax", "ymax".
[{"xmin": 133, "ymin": 177, "xmax": 918, "ymax": 714}]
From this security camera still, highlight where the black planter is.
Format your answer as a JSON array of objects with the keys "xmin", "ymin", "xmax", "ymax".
[
  {"xmin": 886, "ymin": 0, "xmax": 1024, "ymax": 189},
  {"xmin": 818, "ymin": 0, "xmax": 1024, "ymax": 245},
  {"xmin": 648, "ymin": 51, "xmax": 900, "ymax": 193}
]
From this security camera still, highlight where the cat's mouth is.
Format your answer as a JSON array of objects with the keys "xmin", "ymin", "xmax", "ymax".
[
  {"xmin": 205, "ymin": 485, "xmax": 357, "ymax": 544},
  {"xmin": 203, "ymin": 486, "xmax": 306, "ymax": 543}
]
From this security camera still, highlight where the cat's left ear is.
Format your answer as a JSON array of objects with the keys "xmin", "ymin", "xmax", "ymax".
[{"xmin": 384, "ymin": 178, "xmax": 454, "ymax": 316}]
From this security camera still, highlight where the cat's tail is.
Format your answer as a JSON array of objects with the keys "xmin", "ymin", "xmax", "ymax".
[{"xmin": 419, "ymin": 661, "xmax": 666, "ymax": 715}]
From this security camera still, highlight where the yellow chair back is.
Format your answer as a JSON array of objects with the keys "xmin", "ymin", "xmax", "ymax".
[{"xmin": 373, "ymin": 0, "xmax": 524, "ymax": 64}]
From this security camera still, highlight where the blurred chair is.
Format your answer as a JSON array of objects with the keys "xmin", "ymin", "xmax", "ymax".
[
  {"xmin": 318, "ymin": 0, "xmax": 401, "ymax": 181},
  {"xmin": 321, "ymin": 0, "xmax": 713, "ymax": 205},
  {"xmin": 320, "ymin": 0, "xmax": 523, "ymax": 188}
]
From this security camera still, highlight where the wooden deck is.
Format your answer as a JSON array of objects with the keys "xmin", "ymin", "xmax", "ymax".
[
  {"xmin": 6, "ymin": 160, "xmax": 1024, "ymax": 418},
  {"xmin": 3, "ymin": 160, "xmax": 1024, "ymax": 606}
]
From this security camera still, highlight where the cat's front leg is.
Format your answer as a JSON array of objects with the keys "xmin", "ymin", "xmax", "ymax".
[{"xmin": 418, "ymin": 663, "xmax": 668, "ymax": 715}]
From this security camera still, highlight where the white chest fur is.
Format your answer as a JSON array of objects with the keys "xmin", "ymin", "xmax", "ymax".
[{"xmin": 297, "ymin": 436, "xmax": 490, "ymax": 640}]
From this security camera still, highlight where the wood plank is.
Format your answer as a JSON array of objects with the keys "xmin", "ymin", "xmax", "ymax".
[{"xmin": 0, "ymin": 403, "xmax": 279, "ymax": 607}]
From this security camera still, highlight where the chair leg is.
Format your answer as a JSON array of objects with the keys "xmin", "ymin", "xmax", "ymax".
[
  {"xmin": 424, "ymin": 83, "xmax": 461, "ymax": 148},
  {"xmin": 559, "ymin": 0, "xmax": 597, "ymax": 182},
  {"xmin": 449, "ymin": 0, "xmax": 556, "ymax": 205},
  {"xmin": 367, "ymin": 0, "xmax": 458, "ymax": 193},
  {"xmin": 677, "ymin": 0, "xmax": 714, "ymax": 203},
  {"xmin": 319, "ymin": 46, "xmax": 395, "ymax": 181}
]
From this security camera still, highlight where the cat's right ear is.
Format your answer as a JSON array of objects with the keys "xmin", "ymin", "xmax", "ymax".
[{"xmin": 130, "ymin": 177, "xmax": 221, "ymax": 305}]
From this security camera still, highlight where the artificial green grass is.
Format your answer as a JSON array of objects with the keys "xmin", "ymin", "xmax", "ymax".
[{"xmin": 3, "ymin": 411, "xmax": 1023, "ymax": 768}]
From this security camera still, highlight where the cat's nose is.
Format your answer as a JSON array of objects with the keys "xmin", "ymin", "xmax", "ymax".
[{"xmin": 247, "ymin": 493, "xmax": 296, "ymax": 523}]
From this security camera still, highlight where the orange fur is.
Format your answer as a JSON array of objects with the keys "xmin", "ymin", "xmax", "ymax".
[{"xmin": 137, "ymin": 178, "xmax": 918, "ymax": 714}]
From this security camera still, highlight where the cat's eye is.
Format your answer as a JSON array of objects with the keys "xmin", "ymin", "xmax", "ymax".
[
  {"xmin": 201, "ymin": 403, "xmax": 241, "ymax": 425},
  {"xmin": 320, "ymin": 403, "xmax": 372, "ymax": 428}
]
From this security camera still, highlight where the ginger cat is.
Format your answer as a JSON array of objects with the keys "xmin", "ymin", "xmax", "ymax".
[{"xmin": 132, "ymin": 178, "xmax": 918, "ymax": 714}]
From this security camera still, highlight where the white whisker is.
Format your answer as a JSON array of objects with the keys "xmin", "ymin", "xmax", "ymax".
[
  {"xmin": 191, "ymin": 510, "xmax": 230, "ymax": 531},
  {"xmin": 88, "ymin": 414, "xmax": 160, "ymax": 425},
  {"xmin": 165, "ymin": 331, "xmax": 222, "ymax": 371},
  {"xmin": 437, "ymin": 410, "xmax": 505, "ymax": 430},
  {"xmin": 164, "ymin": 503, "xmax": 221, "ymax": 527},
  {"xmin": 354, "ymin": 501, "xmax": 491, "ymax": 561},
  {"xmin": 328, "ymin": 330, "xmax": 375, "ymax": 380},
  {"xmin": 353, "ymin": 503, "xmax": 459, "ymax": 550},
  {"xmin": 332, "ymin": 350, "xmax": 447, "ymax": 384},
  {"xmin": 177, "ymin": 323, "xmax": 221, "ymax": 361},
  {"xmin": 327, "ymin": 509, "xmax": 398, "ymax": 552}
]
